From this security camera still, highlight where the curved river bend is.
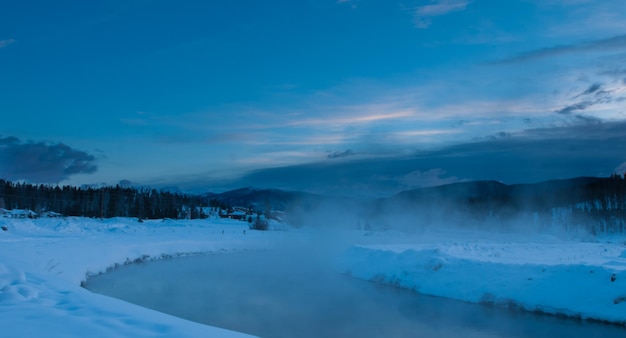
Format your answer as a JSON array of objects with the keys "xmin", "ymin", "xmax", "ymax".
[{"xmin": 86, "ymin": 251, "xmax": 626, "ymax": 338}]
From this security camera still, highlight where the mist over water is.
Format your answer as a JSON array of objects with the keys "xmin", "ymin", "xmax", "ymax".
[
  {"xmin": 84, "ymin": 178, "xmax": 626, "ymax": 337},
  {"xmin": 270, "ymin": 177, "xmax": 624, "ymax": 238},
  {"xmin": 87, "ymin": 249, "xmax": 625, "ymax": 338}
]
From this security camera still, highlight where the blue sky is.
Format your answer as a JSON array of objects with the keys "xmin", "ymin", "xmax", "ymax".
[{"xmin": 1, "ymin": 0, "xmax": 626, "ymax": 195}]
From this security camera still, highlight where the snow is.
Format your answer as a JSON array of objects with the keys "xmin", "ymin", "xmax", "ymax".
[
  {"xmin": 0, "ymin": 217, "xmax": 269, "ymax": 337},
  {"xmin": 1, "ymin": 217, "xmax": 626, "ymax": 337},
  {"xmin": 339, "ymin": 229, "xmax": 626, "ymax": 325}
]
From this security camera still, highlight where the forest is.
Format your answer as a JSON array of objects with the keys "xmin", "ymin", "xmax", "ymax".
[
  {"xmin": 380, "ymin": 174, "xmax": 626, "ymax": 234},
  {"xmin": 2, "ymin": 175, "xmax": 626, "ymax": 234},
  {"xmin": 0, "ymin": 180, "xmax": 210, "ymax": 219}
]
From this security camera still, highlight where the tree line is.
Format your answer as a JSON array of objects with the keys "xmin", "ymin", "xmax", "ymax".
[
  {"xmin": 556, "ymin": 174, "xmax": 626, "ymax": 234},
  {"xmin": 378, "ymin": 174, "xmax": 626, "ymax": 234},
  {"xmin": 0, "ymin": 180, "xmax": 208, "ymax": 219}
]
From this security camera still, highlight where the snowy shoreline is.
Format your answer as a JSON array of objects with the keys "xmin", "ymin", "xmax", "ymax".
[
  {"xmin": 339, "ymin": 234, "xmax": 626, "ymax": 326},
  {"xmin": 2, "ymin": 217, "xmax": 626, "ymax": 337},
  {"xmin": 0, "ymin": 217, "xmax": 267, "ymax": 337},
  {"xmin": 82, "ymin": 249, "xmax": 254, "ymax": 287}
]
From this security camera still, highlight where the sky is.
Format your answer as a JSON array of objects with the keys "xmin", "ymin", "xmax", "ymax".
[{"xmin": 1, "ymin": 0, "xmax": 626, "ymax": 196}]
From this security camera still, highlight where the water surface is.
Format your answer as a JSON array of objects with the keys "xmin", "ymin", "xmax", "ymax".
[{"xmin": 86, "ymin": 251, "xmax": 626, "ymax": 338}]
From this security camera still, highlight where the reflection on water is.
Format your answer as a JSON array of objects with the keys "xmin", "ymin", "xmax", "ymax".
[{"xmin": 86, "ymin": 251, "xmax": 626, "ymax": 338}]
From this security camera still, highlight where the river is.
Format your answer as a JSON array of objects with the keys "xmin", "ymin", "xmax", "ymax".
[{"xmin": 86, "ymin": 251, "xmax": 626, "ymax": 338}]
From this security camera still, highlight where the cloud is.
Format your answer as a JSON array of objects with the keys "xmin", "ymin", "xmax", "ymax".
[
  {"xmin": 417, "ymin": 0, "xmax": 469, "ymax": 15},
  {"xmin": 553, "ymin": 70, "xmax": 626, "ymax": 120},
  {"xmin": 536, "ymin": 1, "xmax": 626, "ymax": 38},
  {"xmin": 0, "ymin": 39, "xmax": 15, "ymax": 49},
  {"xmin": 285, "ymin": 110, "xmax": 414, "ymax": 128},
  {"xmin": 394, "ymin": 129, "xmax": 459, "ymax": 137},
  {"xmin": 493, "ymin": 34, "xmax": 626, "ymax": 64},
  {"xmin": 554, "ymin": 101, "xmax": 594, "ymax": 115},
  {"xmin": 337, "ymin": 0, "xmax": 358, "ymax": 9},
  {"xmin": 553, "ymin": 78, "xmax": 626, "ymax": 116},
  {"xmin": 580, "ymin": 82, "xmax": 602, "ymax": 96},
  {"xmin": 434, "ymin": 119, "xmax": 626, "ymax": 161},
  {"xmin": 414, "ymin": 0, "xmax": 470, "ymax": 29},
  {"xmin": 397, "ymin": 168, "xmax": 460, "ymax": 189},
  {"xmin": 543, "ymin": 0, "xmax": 594, "ymax": 5},
  {"xmin": 0, "ymin": 136, "xmax": 98, "ymax": 183},
  {"xmin": 206, "ymin": 120, "xmax": 626, "ymax": 196},
  {"xmin": 328, "ymin": 149, "xmax": 355, "ymax": 159}
]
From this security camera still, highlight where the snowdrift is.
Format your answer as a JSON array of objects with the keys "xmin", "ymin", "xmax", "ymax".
[{"xmin": 339, "ymin": 236, "xmax": 626, "ymax": 325}]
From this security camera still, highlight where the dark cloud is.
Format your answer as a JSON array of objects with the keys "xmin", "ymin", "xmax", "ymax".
[
  {"xmin": 204, "ymin": 121, "xmax": 626, "ymax": 197},
  {"xmin": 0, "ymin": 136, "xmax": 97, "ymax": 183},
  {"xmin": 554, "ymin": 101, "xmax": 594, "ymax": 115},
  {"xmin": 327, "ymin": 149, "xmax": 355, "ymax": 159},
  {"xmin": 492, "ymin": 34, "xmax": 626, "ymax": 64},
  {"xmin": 573, "ymin": 114, "xmax": 602, "ymax": 123},
  {"xmin": 554, "ymin": 84, "xmax": 620, "ymax": 115},
  {"xmin": 490, "ymin": 131, "xmax": 512, "ymax": 139},
  {"xmin": 580, "ymin": 82, "xmax": 602, "ymax": 96}
]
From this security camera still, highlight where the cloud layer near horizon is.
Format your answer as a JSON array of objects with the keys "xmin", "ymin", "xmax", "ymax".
[
  {"xmin": 3, "ymin": 1, "xmax": 626, "ymax": 191},
  {"xmin": 0, "ymin": 137, "xmax": 97, "ymax": 183},
  {"xmin": 191, "ymin": 120, "xmax": 626, "ymax": 196}
]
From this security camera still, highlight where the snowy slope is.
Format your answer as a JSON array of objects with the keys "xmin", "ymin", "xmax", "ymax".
[
  {"xmin": 339, "ymin": 229, "xmax": 626, "ymax": 325},
  {"xmin": 2, "ymin": 217, "xmax": 626, "ymax": 337},
  {"xmin": 0, "ymin": 217, "xmax": 271, "ymax": 337}
]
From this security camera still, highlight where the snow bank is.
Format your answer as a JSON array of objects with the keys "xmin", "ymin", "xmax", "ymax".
[
  {"xmin": 3, "ymin": 216, "xmax": 626, "ymax": 336},
  {"xmin": 339, "ymin": 232, "xmax": 626, "ymax": 325},
  {"xmin": 0, "ymin": 217, "xmax": 269, "ymax": 337}
]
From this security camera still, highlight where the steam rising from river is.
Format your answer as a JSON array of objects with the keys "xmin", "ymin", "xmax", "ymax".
[
  {"xmin": 87, "ymin": 235, "xmax": 624, "ymax": 338},
  {"xmin": 85, "ymin": 182, "xmax": 624, "ymax": 337}
]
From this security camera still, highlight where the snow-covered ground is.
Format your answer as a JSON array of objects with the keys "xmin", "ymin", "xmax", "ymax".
[
  {"xmin": 1, "ymin": 217, "xmax": 626, "ymax": 337},
  {"xmin": 0, "ymin": 217, "xmax": 274, "ymax": 337},
  {"xmin": 340, "ymin": 229, "xmax": 626, "ymax": 325}
]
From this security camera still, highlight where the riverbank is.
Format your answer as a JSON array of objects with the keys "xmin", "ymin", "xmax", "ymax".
[
  {"xmin": 0, "ymin": 217, "xmax": 267, "ymax": 337},
  {"xmin": 340, "ymin": 230, "xmax": 626, "ymax": 325},
  {"xmin": 2, "ymin": 217, "xmax": 626, "ymax": 336}
]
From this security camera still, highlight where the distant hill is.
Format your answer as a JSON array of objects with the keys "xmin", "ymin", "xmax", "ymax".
[
  {"xmin": 202, "ymin": 187, "xmax": 326, "ymax": 212},
  {"xmin": 369, "ymin": 176, "xmax": 625, "ymax": 233},
  {"xmin": 201, "ymin": 187, "xmax": 366, "ymax": 227},
  {"xmin": 2, "ymin": 175, "xmax": 622, "ymax": 233},
  {"xmin": 206, "ymin": 177, "xmax": 609, "ymax": 212},
  {"xmin": 203, "ymin": 176, "xmax": 625, "ymax": 233},
  {"xmin": 389, "ymin": 176, "xmax": 604, "ymax": 211}
]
